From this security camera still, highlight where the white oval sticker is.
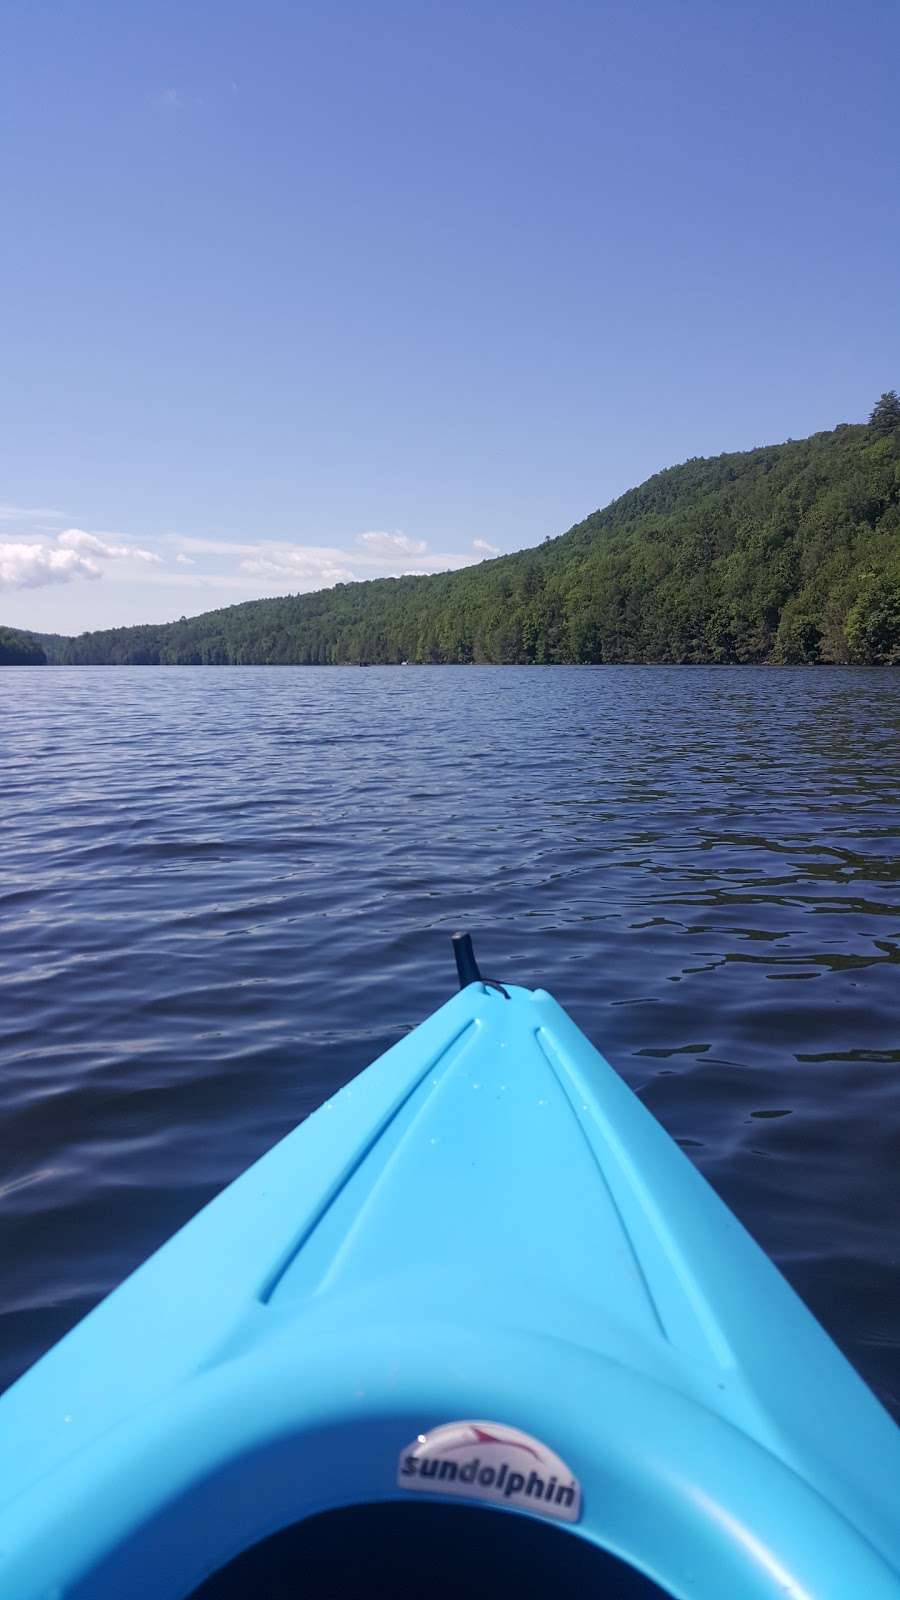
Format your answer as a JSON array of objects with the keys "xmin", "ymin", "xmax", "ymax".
[{"xmin": 396, "ymin": 1420, "xmax": 581, "ymax": 1524}]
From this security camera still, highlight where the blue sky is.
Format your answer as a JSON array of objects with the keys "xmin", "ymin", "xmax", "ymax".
[{"xmin": 2, "ymin": 0, "xmax": 898, "ymax": 633}]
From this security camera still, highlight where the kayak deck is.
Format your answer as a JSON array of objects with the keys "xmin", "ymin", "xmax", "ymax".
[{"xmin": 0, "ymin": 973, "xmax": 898, "ymax": 1598}]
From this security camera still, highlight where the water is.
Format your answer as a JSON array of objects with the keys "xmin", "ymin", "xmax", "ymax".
[{"xmin": 2, "ymin": 665, "xmax": 899, "ymax": 1418}]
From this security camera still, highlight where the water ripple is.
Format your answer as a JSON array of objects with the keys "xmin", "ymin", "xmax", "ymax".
[{"xmin": 1, "ymin": 665, "xmax": 899, "ymax": 1414}]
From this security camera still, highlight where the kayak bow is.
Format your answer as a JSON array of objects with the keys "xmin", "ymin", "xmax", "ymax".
[{"xmin": 0, "ymin": 937, "xmax": 897, "ymax": 1599}]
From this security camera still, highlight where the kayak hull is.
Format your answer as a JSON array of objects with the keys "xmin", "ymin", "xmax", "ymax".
[{"xmin": 0, "ymin": 980, "xmax": 898, "ymax": 1598}]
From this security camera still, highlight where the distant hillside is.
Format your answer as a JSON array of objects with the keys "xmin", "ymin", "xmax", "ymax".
[
  {"xmin": 0, "ymin": 626, "xmax": 46, "ymax": 665},
  {"xmin": 23, "ymin": 396, "xmax": 900, "ymax": 666}
]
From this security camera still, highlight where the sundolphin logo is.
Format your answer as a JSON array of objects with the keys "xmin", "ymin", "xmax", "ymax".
[{"xmin": 396, "ymin": 1421, "xmax": 581, "ymax": 1524}]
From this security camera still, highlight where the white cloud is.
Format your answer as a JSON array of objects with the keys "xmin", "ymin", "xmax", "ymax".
[
  {"xmin": 107, "ymin": 570, "xmax": 256, "ymax": 592},
  {"xmin": 473, "ymin": 538, "xmax": 501, "ymax": 555},
  {"xmin": 351, "ymin": 529, "xmax": 480, "ymax": 577},
  {"xmin": 58, "ymin": 528, "xmax": 161, "ymax": 563},
  {"xmin": 171, "ymin": 531, "xmax": 478, "ymax": 589},
  {"xmin": 0, "ymin": 504, "xmax": 67, "ymax": 523},
  {"xmin": 175, "ymin": 537, "xmax": 247, "ymax": 556},
  {"xmin": 4, "ymin": 517, "xmax": 484, "ymax": 611},
  {"xmin": 238, "ymin": 546, "xmax": 355, "ymax": 585},
  {"xmin": 356, "ymin": 530, "xmax": 428, "ymax": 557},
  {"xmin": 0, "ymin": 525, "xmax": 164, "ymax": 592},
  {"xmin": 0, "ymin": 541, "xmax": 101, "ymax": 590}
]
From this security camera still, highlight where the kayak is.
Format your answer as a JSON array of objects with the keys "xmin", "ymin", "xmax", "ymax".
[{"xmin": 0, "ymin": 934, "xmax": 898, "ymax": 1600}]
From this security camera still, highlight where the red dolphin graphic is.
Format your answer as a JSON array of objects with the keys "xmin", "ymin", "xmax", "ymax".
[{"xmin": 443, "ymin": 1425, "xmax": 543, "ymax": 1462}]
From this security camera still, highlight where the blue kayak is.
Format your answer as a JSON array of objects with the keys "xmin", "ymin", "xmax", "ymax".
[{"xmin": 0, "ymin": 935, "xmax": 898, "ymax": 1599}]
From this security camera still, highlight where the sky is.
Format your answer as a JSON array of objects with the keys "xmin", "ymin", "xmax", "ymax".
[{"xmin": 1, "ymin": 0, "xmax": 898, "ymax": 635}]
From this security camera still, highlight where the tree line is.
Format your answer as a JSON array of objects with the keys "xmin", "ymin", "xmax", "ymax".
[
  {"xmin": 0, "ymin": 627, "xmax": 46, "ymax": 665},
  {"xmin": 22, "ymin": 393, "xmax": 900, "ymax": 668}
]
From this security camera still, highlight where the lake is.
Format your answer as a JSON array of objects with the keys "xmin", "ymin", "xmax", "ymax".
[{"xmin": 2, "ymin": 665, "xmax": 899, "ymax": 1417}]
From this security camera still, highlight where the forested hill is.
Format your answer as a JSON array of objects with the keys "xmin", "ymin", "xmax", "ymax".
[
  {"xmin": 0, "ymin": 627, "xmax": 46, "ymax": 665},
  {"xmin": 31, "ymin": 399, "xmax": 900, "ymax": 666}
]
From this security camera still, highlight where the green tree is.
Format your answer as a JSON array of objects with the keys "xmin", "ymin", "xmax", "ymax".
[
  {"xmin": 0, "ymin": 627, "xmax": 46, "ymax": 665},
  {"xmin": 845, "ymin": 576, "xmax": 900, "ymax": 663},
  {"xmin": 869, "ymin": 390, "xmax": 900, "ymax": 435},
  {"xmin": 774, "ymin": 604, "xmax": 822, "ymax": 664},
  {"xmin": 40, "ymin": 402, "xmax": 900, "ymax": 669}
]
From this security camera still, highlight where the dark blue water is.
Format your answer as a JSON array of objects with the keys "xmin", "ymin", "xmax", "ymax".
[{"xmin": 2, "ymin": 666, "xmax": 899, "ymax": 1417}]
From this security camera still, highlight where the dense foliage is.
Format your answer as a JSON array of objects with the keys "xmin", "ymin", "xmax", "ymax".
[
  {"xmin": 24, "ymin": 404, "xmax": 900, "ymax": 666},
  {"xmin": 870, "ymin": 390, "xmax": 900, "ymax": 436},
  {"xmin": 0, "ymin": 626, "xmax": 46, "ymax": 665}
]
